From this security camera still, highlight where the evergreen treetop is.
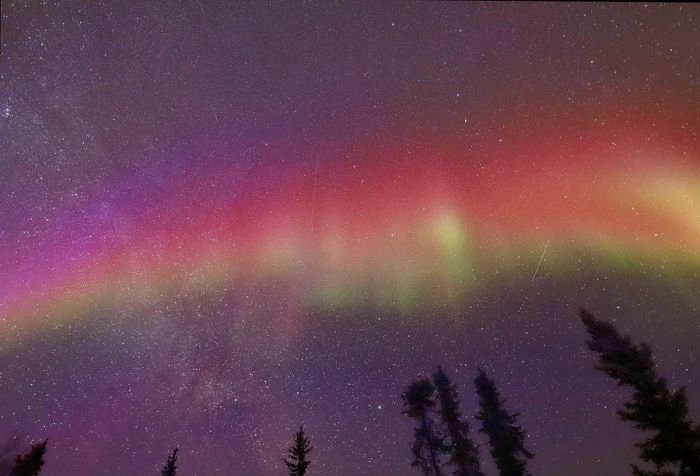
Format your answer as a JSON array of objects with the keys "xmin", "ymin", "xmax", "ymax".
[
  {"xmin": 403, "ymin": 377, "xmax": 445, "ymax": 476},
  {"xmin": 161, "ymin": 448, "xmax": 178, "ymax": 476},
  {"xmin": 474, "ymin": 369, "xmax": 533, "ymax": 476},
  {"xmin": 284, "ymin": 425, "xmax": 312, "ymax": 476},
  {"xmin": 580, "ymin": 308, "xmax": 700, "ymax": 476},
  {"xmin": 10, "ymin": 440, "xmax": 47, "ymax": 476},
  {"xmin": 432, "ymin": 366, "xmax": 483, "ymax": 476}
]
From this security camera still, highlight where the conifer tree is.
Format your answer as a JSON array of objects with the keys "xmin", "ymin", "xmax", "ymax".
[
  {"xmin": 0, "ymin": 434, "xmax": 28, "ymax": 476},
  {"xmin": 474, "ymin": 370, "xmax": 533, "ymax": 476},
  {"xmin": 283, "ymin": 425, "xmax": 312, "ymax": 476},
  {"xmin": 580, "ymin": 308, "xmax": 700, "ymax": 476},
  {"xmin": 10, "ymin": 440, "xmax": 47, "ymax": 476},
  {"xmin": 402, "ymin": 378, "xmax": 445, "ymax": 476},
  {"xmin": 432, "ymin": 367, "xmax": 484, "ymax": 476},
  {"xmin": 161, "ymin": 448, "xmax": 178, "ymax": 476}
]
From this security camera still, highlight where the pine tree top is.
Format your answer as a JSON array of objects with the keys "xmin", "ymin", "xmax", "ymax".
[
  {"xmin": 10, "ymin": 439, "xmax": 47, "ymax": 476},
  {"xmin": 579, "ymin": 307, "xmax": 700, "ymax": 475},
  {"xmin": 284, "ymin": 425, "xmax": 312, "ymax": 476},
  {"xmin": 433, "ymin": 366, "xmax": 464, "ymax": 430},
  {"xmin": 403, "ymin": 378, "xmax": 437, "ymax": 418},
  {"xmin": 474, "ymin": 369, "xmax": 533, "ymax": 476},
  {"xmin": 161, "ymin": 448, "xmax": 178, "ymax": 476},
  {"xmin": 474, "ymin": 369, "xmax": 504, "ymax": 412},
  {"xmin": 580, "ymin": 307, "xmax": 657, "ymax": 390},
  {"xmin": 432, "ymin": 366, "xmax": 484, "ymax": 476}
]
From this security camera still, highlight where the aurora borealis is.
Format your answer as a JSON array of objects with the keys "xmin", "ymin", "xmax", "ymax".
[{"xmin": 1, "ymin": 2, "xmax": 699, "ymax": 475}]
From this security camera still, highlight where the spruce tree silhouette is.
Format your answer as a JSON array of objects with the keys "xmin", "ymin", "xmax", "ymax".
[
  {"xmin": 474, "ymin": 370, "xmax": 533, "ymax": 476},
  {"xmin": 283, "ymin": 425, "xmax": 312, "ymax": 476},
  {"xmin": 0, "ymin": 434, "xmax": 28, "ymax": 476},
  {"xmin": 161, "ymin": 448, "xmax": 178, "ymax": 476},
  {"xmin": 580, "ymin": 307, "xmax": 700, "ymax": 476},
  {"xmin": 432, "ymin": 367, "xmax": 484, "ymax": 476},
  {"xmin": 402, "ymin": 378, "xmax": 445, "ymax": 476},
  {"xmin": 9, "ymin": 440, "xmax": 47, "ymax": 476}
]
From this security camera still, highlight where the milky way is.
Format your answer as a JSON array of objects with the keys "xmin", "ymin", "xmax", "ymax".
[{"xmin": 1, "ymin": 3, "xmax": 699, "ymax": 475}]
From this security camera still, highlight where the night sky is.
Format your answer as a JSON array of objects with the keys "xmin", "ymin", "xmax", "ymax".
[{"xmin": 1, "ymin": 2, "xmax": 699, "ymax": 475}]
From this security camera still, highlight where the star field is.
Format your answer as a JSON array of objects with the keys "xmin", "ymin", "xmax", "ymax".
[{"xmin": 1, "ymin": 2, "xmax": 699, "ymax": 475}]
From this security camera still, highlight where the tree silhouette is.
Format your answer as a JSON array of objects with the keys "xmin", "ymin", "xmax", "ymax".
[
  {"xmin": 9, "ymin": 440, "xmax": 47, "ymax": 476},
  {"xmin": 403, "ymin": 378, "xmax": 445, "ymax": 476},
  {"xmin": 432, "ymin": 367, "xmax": 483, "ymax": 476},
  {"xmin": 161, "ymin": 448, "xmax": 178, "ymax": 476},
  {"xmin": 0, "ymin": 434, "xmax": 28, "ymax": 476},
  {"xmin": 474, "ymin": 370, "xmax": 533, "ymax": 476},
  {"xmin": 580, "ymin": 307, "xmax": 700, "ymax": 476},
  {"xmin": 284, "ymin": 425, "xmax": 312, "ymax": 476}
]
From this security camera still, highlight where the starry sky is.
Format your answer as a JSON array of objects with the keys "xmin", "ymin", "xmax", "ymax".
[{"xmin": 1, "ymin": 2, "xmax": 699, "ymax": 475}]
